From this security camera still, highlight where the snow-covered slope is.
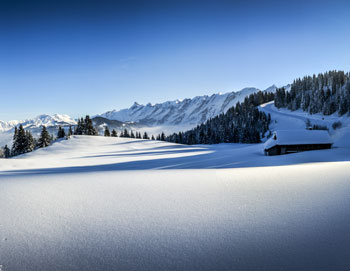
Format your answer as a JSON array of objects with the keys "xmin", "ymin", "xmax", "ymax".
[
  {"xmin": 0, "ymin": 136, "xmax": 349, "ymax": 270},
  {"xmin": 99, "ymin": 86, "xmax": 277, "ymax": 126},
  {"xmin": 259, "ymin": 101, "xmax": 350, "ymax": 132},
  {"xmin": 0, "ymin": 114, "xmax": 76, "ymax": 132}
]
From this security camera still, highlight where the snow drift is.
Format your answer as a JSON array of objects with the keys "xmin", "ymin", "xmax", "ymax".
[{"xmin": 0, "ymin": 136, "xmax": 349, "ymax": 270}]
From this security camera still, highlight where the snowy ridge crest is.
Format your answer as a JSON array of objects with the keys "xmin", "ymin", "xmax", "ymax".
[
  {"xmin": 0, "ymin": 114, "xmax": 76, "ymax": 132},
  {"xmin": 99, "ymin": 85, "xmax": 277, "ymax": 126}
]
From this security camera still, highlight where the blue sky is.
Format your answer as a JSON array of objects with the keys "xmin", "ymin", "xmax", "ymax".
[{"xmin": 1, "ymin": 0, "xmax": 350, "ymax": 120}]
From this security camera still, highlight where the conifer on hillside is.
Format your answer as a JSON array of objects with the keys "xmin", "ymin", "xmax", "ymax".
[
  {"xmin": 160, "ymin": 132, "xmax": 166, "ymax": 141},
  {"xmin": 121, "ymin": 129, "xmax": 130, "ymax": 138},
  {"xmin": 37, "ymin": 126, "xmax": 51, "ymax": 148},
  {"xmin": 111, "ymin": 129, "xmax": 118, "ymax": 137},
  {"xmin": 142, "ymin": 132, "xmax": 149, "ymax": 139},
  {"xmin": 57, "ymin": 126, "xmax": 66, "ymax": 139},
  {"xmin": 68, "ymin": 126, "xmax": 73, "ymax": 137},
  {"xmin": 3, "ymin": 145, "xmax": 10, "ymax": 158},
  {"xmin": 11, "ymin": 125, "xmax": 27, "ymax": 156},
  {"xmin": 74, "ymin": 118, "xmax": 84, "ymax": 135},
  {"xmin": 25, "ymin": 130, "xmax": 35, "ymax": 152},
  {"xmin": 104, "ymin": 126, "xmax": 110, "ymax": 137},
  {"xmin": 274, "ymin": 71, "xmax": 350, "ymax": 115},
  {"xmin": 84, "ymin": 115, "xmax": 97, "ymax": 135},
  {"xmin": 166, "ymin": 91, "xmax": 273, "ymax": 145}
]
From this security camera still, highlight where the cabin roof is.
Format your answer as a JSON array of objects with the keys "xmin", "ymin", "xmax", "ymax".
[{"xmin": 264, "ymin": 130, "xmax": 333, "ymax": 150}]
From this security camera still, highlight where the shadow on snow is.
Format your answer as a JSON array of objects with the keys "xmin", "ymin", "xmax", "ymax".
[{"xmin": 1, "ymin": 143, "xmax": 349, "ymax": 177}]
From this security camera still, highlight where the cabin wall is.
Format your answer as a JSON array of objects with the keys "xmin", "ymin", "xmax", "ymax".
[
  {"xmin": 265, "ymin": 144, "xmax": 332, "ymax": 156},
  {"xmin": 265, "ymin": 146, "xmax": 279, "ymax": 156}
]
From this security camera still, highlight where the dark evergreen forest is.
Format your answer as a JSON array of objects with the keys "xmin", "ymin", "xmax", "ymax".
[
  {"xmin": 166, "ymin": 91, "xmax": 274, "ymax": 144},
  {"xmin": 275, "ymin": 71, "xmax": 350, "ymax": 115}
]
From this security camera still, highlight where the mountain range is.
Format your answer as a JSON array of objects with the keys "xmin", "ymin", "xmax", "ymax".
[
  {"xmin": 0, "ymin": 85, "xmax": 283, "ymax": 146},
  {"xmin": 0, "ymin": 114, "xmax": 76, "ymax": 133},
  {"xmin": 97, "ymin": 85, "xmax": 279, "ymax": 126}
]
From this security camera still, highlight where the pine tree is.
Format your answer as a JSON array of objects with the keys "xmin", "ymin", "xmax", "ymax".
[
  {"xmin": 122, "ymin": 129, "xmax": 130, "ymax": 138},
  {"xmin": 151, "ymin": 135, "xmax": 155, "ymax": 140},
  {"xmin": 57, "ymin": 126, "xmax": 66, "ymax": 139},
  {"xmin": 68, "ymin": 126, "xmax": 73, "ymax": 137},
  {"xmin": 25, "ymin": 130, "xmax": 35, "ymax": 152},
  {"xmin": 130, "ymin": 130, "xmax": 135, "ymax": 138},
  {"xmin": 104, "ymin": 126, "xmax": 110, "ymax": 136},
  {"xmin": 142, "ymin": 132, "xmax": 149, "ymax": 139},
  {"xmin": 37, "ymin": 126, "xmax": 51, "ymax": 148},
  {"xmin": 3, "ymin": 145, "xmax": 10, "ymax": 158},
  {"xmin": 13, "ymin": 126, "xmax": 18, "ymax": 141},
  {"xmin": 74, "ymin": 118, "xmax": 84, "ymax": 135},
  {"xmin": 11, "ymin": 127, "xmax": 18, "ymax": 155},
  {"xmin": 84, "ymin": 115, "xmax": 97, "ymax": 135},
  {"xmin": 11, "ymin": 125, "xmax": 27, "ymax": 156},
  {"xmin": 111, "ymin": 129, "xmax": 118, "ymax": 137},
  {"xmin": 80, "ymin": 117, "xmax": 85, "ymax": 134}
]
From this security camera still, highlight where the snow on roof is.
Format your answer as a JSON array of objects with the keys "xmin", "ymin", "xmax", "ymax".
[{"xmin": 264, "ymin": 130, "xmax": 333, "ymax": 150}]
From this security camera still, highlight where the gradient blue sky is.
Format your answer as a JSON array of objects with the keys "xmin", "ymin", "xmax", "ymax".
[{"xmin": 1, "ymin": 0, "xmax": 350, "ymax": 120}]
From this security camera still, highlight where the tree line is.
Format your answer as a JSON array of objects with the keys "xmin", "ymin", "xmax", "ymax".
[
  {"xmin": 1, "ymin": 115, "xmax": 164, "ymax": 158},
  {"xmin": 1, "ymin": 91, "xmax": 275, "ymax": 158},
  {"xmin": 275, "ymin": 70, "xmax": 350, "ymax": 115},
  {"xmin": 103, "ymin": 126, "xmax": 166, "ymax": 141},
  {"xmin": 1, "ymin": 125, "xmax": 54, "ymax": 158},
  {"xmin": 1, "ymin": 115, "xmax": 93, "ymax": 158}
]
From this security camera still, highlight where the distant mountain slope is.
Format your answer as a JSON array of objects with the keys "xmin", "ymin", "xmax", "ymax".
[
  {"xmin": 0, "ymin": 85, "xmax": 279, "ymax": 147},
  {"xmin": 0, "ymin": 114, "xmax": 76, "ymax": 132},
  {"xmin": 98, "ymin": 86, "xmax": 278, "ymax": 126},
  {"xmin": 259, "ymin": 101, "xmax": 350, "ymax": 133},
  {"xmin": 0, "ymin": 114, "xmax": 77, "ymax": 147}
]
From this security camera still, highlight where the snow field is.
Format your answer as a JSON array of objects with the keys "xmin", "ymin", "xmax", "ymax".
[{"xmin": 0, "ymin": 136, "xmax": 349, "ymax": 270}]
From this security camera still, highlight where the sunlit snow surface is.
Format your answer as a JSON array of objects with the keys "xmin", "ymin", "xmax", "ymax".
[{"xmin": 0, "ymin": 135, "xmax": 349, "ymax": 270}]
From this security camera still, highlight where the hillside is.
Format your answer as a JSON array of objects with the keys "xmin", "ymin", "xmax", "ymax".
[
  {"xmin": 1, "ymin": 135, "xmax": 349, "ymax": 270},
  {"xmin": 260, "ymin": 101, "xmax": 350, "ymax": 134},
  {"xmin": 0, "ymin": 86, "xmax": 278, "ymax": 147},
  {"xmin": 275, "ymin": 71, "xmax": 350, "ymax": 115}
]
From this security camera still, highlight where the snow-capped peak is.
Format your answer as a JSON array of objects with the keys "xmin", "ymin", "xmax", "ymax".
[
  {"xmin": 0, "ymin": 114, "xmax": 76, "ymax": 132},
  {"xmin": 264, "ymin": 84, "xmax": 278, "ymax": 93},
  {"xmin": 98, "ymin": 85, "xmax": 277, "ymax": 126}
]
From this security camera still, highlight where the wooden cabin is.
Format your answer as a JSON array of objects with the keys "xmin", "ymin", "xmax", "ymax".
[{"xmin": 264, "ymin": 130, "xmax": 333, "ymax": 156}]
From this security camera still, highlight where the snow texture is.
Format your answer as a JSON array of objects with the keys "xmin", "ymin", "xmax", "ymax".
[
  {"xmin": 259, "ymin": 101, "xmax": 350, "ymax": 131},
  {"xmin": 1, "ymin": 89, "xmax": 350, "ymax": 270},
  {"xmin": 0, "ymin": 134, "xmax": 349, "ymax": 270}
]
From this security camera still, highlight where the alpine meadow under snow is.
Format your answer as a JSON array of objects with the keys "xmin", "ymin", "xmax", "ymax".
[
  {"xmin": 1, "ymin": 105, "xmax": 350, "ymax": 270},
  {"xmin": 2, "ymin": 0, "xmax": 350, "ymax": 269},
  {"xmin": 1, "ymin": 134, "xmax": 350, "ymax": 270},
  {"xmin": 1, "ymin": 71, "xmax": 350, "ymax": 270}
]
